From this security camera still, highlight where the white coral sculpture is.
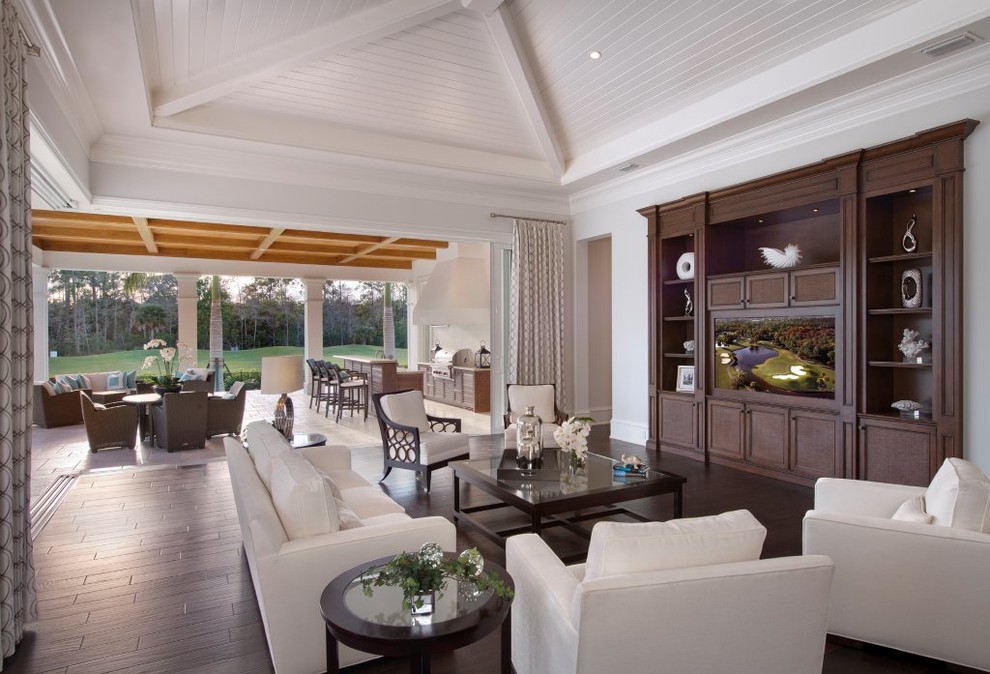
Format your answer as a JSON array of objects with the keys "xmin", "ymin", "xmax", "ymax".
[
  {"xmin": 898, "ymin": 328, "xmax": 930, "ymax": 360},
  {"xmin": 758, "ymin": 243, "xmax": 802, "ymax": 269}
]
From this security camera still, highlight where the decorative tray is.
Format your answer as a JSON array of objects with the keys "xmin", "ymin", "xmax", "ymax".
[{"xmin": 496, "ymin": 449, "xmax": 562, "ymax": 481}]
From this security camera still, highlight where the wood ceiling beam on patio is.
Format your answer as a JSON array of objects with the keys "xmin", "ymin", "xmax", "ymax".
[
  {"xmin": 132, "ymin": 217, "xmax": 158, "ymax": 253},
  {"xmin": 338, "ymin": 236, "xmax": 401, "ymax": 264},
  {"xmin": 250, "ymin": 228, "xmax": 286, "ymax": 260},
  {"xmin": 32, "ymin": 227, "xmax": 145, "ymax": 245}
]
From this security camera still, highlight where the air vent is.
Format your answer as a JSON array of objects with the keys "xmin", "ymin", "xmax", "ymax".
[
  {"xmin": 919, "ymin": 32, "xmax": 982, "ymax": 58},
  {"xmin": 616, "ymin": 162, "xmax": 639, "ymax": 172}
]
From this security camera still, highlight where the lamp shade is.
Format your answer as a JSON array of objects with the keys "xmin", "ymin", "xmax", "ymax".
[{"xmin": 261, "ymin": 356, "xmax": 304, "ymax": 394}]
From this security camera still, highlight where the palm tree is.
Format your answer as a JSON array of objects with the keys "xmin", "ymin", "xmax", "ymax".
[
  {"xmin": 209, "ymin": 275, "xmax": 224, "ymax": 391},
  {"xmin": 382, "ymin": 282, "xmax": 395, "ymax": 360}
]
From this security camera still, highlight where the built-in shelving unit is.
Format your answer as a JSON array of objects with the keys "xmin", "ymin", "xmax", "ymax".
[{"xmin": 641, "ymin": 120, "xmax": 977, "ymax": 487}]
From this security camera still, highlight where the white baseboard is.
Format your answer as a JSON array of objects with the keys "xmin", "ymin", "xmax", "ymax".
[
  {"xmin": 572, "ymin": 406, "xmax": 612, "ymax": 425},
  {"xmin": 609, "ymin": 418, "xmax": 648, "ymax": 445}
]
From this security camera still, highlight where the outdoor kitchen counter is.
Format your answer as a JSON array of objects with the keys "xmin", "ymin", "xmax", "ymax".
[
  {"xmin": 417, "ymin": 363, "xmax": 491, "ymax": 413},
  {"xmin": 339, "ymin": 356, "xmax": 424, "ymax": 398}
]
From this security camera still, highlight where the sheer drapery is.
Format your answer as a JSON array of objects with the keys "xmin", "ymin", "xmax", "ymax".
[
  {"xmin": 0, "ymin": 0, "xmax": 37, "ymax": 667},
  {"xmin": 508, "ymin": 219, "xmax": 565, "ymax": 409}
]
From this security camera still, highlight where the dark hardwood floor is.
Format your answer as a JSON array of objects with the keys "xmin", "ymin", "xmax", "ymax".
[{"xmin": 4, "ymin": 428, "xmax": 967, "ymax": 673}]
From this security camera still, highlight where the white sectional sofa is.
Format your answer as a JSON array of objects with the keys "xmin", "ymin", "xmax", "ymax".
[{"xmin": 224, "ymin": 421, "xmax": 457, "ymax": 674}]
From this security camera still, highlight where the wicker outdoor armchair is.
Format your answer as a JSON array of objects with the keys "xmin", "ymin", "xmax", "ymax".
[
  {"xmin": 151, "ymin": 391, "xmax": 209, "ymax": 452},
  {"xmin": 80, "ymin": 392, "xmax": 138, "ymax": 452},
  {"xmin": 206, "ymin": 382, "xmax": 247, "ymax": 438}
]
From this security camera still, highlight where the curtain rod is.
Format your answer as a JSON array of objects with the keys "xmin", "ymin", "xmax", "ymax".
[{"xmin": 490, "ymin": 212, "xmax": 567, "ymax": 225}]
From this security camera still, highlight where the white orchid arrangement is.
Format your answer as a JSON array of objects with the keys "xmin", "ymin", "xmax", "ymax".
[
  {"xmin": 142, "ymin": 338, "xmax": 192, "ymax": 386},
  {"xmin": 554, "ymin": 416, "xmax": 594, "ymax": 464}
]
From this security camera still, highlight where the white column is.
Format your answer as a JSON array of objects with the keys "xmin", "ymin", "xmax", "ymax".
[
  {"xmin": 32, "ymin": 267, "xmax": 50, "ymax": 382},
  {"xmin": 405, "ymin": 282, "xmax": 420, "ymax": 367},
  {"xmin": 175, "ymin": 273, "xmax": 200, "ymax": 371},
  {"xmin": 303, "ymin": 278, "xmax": 324, "ymax": 393}
]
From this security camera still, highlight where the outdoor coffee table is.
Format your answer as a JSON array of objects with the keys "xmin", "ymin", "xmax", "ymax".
[
  {"xmin": 320, "ymin": 553, "xmax": 513, "ymax": 674},
  {"xmin": 121, "ymin": 393, "xmax": 162, "ymax": 443},
  {"xmin": 451, "ymin": 451, "xmax": 686, "ymax": 559}
]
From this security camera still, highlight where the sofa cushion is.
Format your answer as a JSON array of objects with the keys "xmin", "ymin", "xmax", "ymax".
[
  {"xmin": 269, "ymin": 450, "xmax": 339, "ymax": 539},
  {"xmin": 925, "ymin": 458, "xmax": 990, "ymax": 532},
  {"xmin": 340, "ymin": 486, "xmax": 405, "ymax": 520},
  {"xmin": 244, "ymin": 420, "xmax": 292, "ymax": 490},
  {"xmin": 335, "ymin": 498, "xmax": 362, "ymax": 529},
  {"xmin": 83, "ymin": 373, "xmax": 109, "ymax": 391},
  {"xmin": 584, "ymin": 509, "xmax": 767, "ymax": 580},
  {"xmin": 418, "ymin": 432, "xmax": 470, "ymax": 464},
  {"xmin": 892, "ymin": 495, "xmax": 933, "ymax": 524},
  {"xmin": 379, "ymin": 390, "xmax": 431, "ymax": 431}
]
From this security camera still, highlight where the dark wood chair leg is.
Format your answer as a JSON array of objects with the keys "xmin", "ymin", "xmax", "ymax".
[
  {"xmin": 423, "ymin": 468, "xmax": 431, "ymax": 493},
  {"xmin": 380, "ymin": 465, "xmax": 393, "ymax": 484}
]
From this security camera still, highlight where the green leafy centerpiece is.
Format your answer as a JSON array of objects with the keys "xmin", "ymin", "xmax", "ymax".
[{"xmin": 361, "ymin": 542, "xmax": 512, "ymax": 614}]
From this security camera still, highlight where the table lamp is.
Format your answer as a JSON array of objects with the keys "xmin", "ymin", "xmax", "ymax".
[{"xmin": 261, "ymin": 355, "xmax": 304, "ymax": 439}]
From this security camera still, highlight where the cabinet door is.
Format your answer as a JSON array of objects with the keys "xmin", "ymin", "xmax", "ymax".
[
  {"xmin": 790, "ymin": 267, "xmax": 839, "ymax": 306},
  {"xmin": 708, "ymin": 277, "xmax": 744, "ymax": 309},
  {"xmin": 858, "ymin": 418, "xmax": 936, "ymax": 486},
  {"xmin": 452, "ymin": 370, "xmax": 464, "ymax": 404},
  {"xmin": 708, "ymin": 399, "xmax": 744, "ymax": 458},
  {"xmin": 659, "ymin": 393, "xmax": 697, "ymax": 448},
  {"xmin": 745, "ymin": 273, "xmax": 788, "ymax": 309},
  {"xmin": 790, "ymin": 411, "xmax": 841, "ymax": 478},
  {"xmin": 745, "ymin": 404, "xmax": 788, "ymax": 469}
]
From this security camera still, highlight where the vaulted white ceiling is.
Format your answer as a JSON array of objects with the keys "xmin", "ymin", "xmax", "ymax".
[{"xmin": 21, "ymin": 0, "xmax": 990, "ymax": 240}]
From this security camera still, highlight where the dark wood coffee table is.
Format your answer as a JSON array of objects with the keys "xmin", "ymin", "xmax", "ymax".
[
  {"xmin": 320, "ymin": 553, "xmax": 513, "ymax": 674},
  {"xmin": 451, "ymin": 451, "xmax": 686, "ymax": 560}
]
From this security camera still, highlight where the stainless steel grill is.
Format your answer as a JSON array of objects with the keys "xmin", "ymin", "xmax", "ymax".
[{"xmin": 431, "ymin": 348, "xmax": 473, "ymax": 380}]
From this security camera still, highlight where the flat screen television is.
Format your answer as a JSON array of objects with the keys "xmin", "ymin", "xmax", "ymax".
[{"xmin": 713, "ymin": 316, "xmax": 835, "ymax": 399}]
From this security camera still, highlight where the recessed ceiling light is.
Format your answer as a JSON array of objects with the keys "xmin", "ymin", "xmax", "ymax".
[{"xmin": 589, "ymin": 50, "xmax": 601, "ymax": 60}]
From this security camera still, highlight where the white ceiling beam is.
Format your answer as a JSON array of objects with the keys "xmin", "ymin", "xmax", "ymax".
[
  {"xmin": 460, "ymin": 0, "xmax": 504, "ymax": 16},
  {"xmin": 152, "ymin": 0, "xmax": 460, "ymax": 119},
  {"xmin": 250, "ymin": 228, "xmax": 286, "ymax": 260},
  {"xmin": 485, "ymin": 5, "xmax": 564, "ymax": 179},
  {"xmin": 132, "ymin": 217, "xmax": 158, "ymax": 253},
  {"xmin": 339, "ymin": 236, "xmax": 401, "ymax": 264}
]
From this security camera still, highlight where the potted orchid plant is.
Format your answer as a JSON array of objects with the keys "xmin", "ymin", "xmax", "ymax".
[
  {"xmin": 554, "ymin": 416, "xmax": 594, "ymax": 468},
  {"xmin": 142, "ymin": 338, "xmax": 192, "ymax": 393}
]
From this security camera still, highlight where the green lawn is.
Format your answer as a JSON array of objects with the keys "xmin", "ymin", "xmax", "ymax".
[{"xmin": 48, "ymin": 345, "xmax": 408, "ymax": 375}]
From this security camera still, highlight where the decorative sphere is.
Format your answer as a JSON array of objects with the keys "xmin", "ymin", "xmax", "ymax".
[
  {"xmin": 458, "ymin": 548, "xmax": 484, "ymax": 576},
  {"xmin": 419, "ymin": 542, "xmax": 444, "ymax": 567}
]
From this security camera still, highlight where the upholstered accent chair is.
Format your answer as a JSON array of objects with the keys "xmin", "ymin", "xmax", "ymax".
[
  {"xmin": 151, "ymin": 391, "xmax": 209, "ymax": 452},
  {"xmin": 509, "ymin": 510, "xmax": 834, "ymax": 674},
  {"xmin": 206, "ymin": 381, "xmax": 247, "ymax": 438},
  {"xmin": 803, "ymin": 458, "xmax": 990, "ymax": 672},
  {"xmin": 80, "ymin": 392, "xmax": 138, "ymax": 452},
  {"xmin": 371, "ymin": 389, "xmax": 469, "ymax": 492},
  {"xmin": 503, "ymin": 383, "xmax": 566, "ymax": 448}
]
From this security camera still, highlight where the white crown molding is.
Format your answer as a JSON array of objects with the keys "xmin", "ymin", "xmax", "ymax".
[
  {"xmin": 568, "ymin": 44, "xmax": 990, "ymax": 214},
  {"xmin": 29, "ymin": 111, "xmax": 92, "ymax": 205},
  {"xmin": 90, "ymin": 133, "xmax": 568, "ymax": 214},
  {"xmin": 17, "ymin": 0, "xmax": 103, "ymax": 148}
]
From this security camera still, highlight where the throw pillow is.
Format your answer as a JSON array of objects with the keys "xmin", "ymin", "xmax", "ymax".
[
  {"xmin": 584, "ymin": 509, "xmax": 767, "ymax": 581},
  {"xmin": 72, "ymin": 374, "xmax": 86, "ymax": 389},
  {"xmin": 49, "ymin": 379, "xmax": 68, "ymax": 394},
  {"xmin": 892, "ymin": 495, "xmax": 933, "ymax": 524},
  {"xmin": 179, "ymin": 370, "xmax": 198, "ymax": 381},
  {"xmin": 55, "ymin": 375, "xmax": 79, "ymax": 390},
  {"xmin": 925, "ymin": 458, "xmax": 990, "ymax": 532},
  {"xmin": 106, "ymin": 371, "xmax": 125, "ymax": 390},
  {"xmin": 124, "ymin": 370, "xmax": 137, "ymax": 388},
  {"xmin": 80, "ymin": 374, "xmax": 92, "ymax": 390},
  {"xmin": 40, "ymin": 381, "xmax": 57, "ymax": 396},
  {"xmin": 269, "ymin": 450, "xmax": 339, "ymax": 539}
]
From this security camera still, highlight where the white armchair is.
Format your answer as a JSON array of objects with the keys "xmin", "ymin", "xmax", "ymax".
[
  {"xmin": 507, "ymin": 510, "xmax": 834, "ymax": 674},
  {"xmin": 803, "ymin": 465, "xmax": 990, "ymax": 672},
  {"xmin": 503, "ymin": 383, "xmax": 566, "ymax": 448}
]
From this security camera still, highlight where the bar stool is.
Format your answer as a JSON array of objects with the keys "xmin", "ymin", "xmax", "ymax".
[
  {"xmin": 329, "ymin": 362, "xmax": 368, "ymax": 423},
  {"xmin": 305, "ymin": 358, "xmax": 322, "ymax": 409}
]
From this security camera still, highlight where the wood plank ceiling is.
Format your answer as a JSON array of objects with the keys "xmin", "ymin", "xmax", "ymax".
[{"xmin": 31, "ymin": 210, "xmax": 448, "ymax": 270}]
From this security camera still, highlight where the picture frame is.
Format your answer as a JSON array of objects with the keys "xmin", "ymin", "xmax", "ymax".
[{"xmin": 675, "ymin": 365, "xmax": 695, "ymax": 393}]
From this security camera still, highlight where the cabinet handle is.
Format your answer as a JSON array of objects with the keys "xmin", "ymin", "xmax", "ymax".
[{"xmin": 789, "ymin": 295, "xmax": 796, "ymax": 302}]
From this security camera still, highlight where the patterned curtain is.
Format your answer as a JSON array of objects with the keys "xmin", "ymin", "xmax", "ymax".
[
  {"xmin": 508, "ymin": 219, "xmax": 565, "ymax": 408},
  {"xmin": 0, "ymin": 0, "xmax": 37, "ymax": 667}
]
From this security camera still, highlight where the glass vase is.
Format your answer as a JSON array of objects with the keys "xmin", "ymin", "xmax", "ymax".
[{"xmin": 516, "ymin": 405, "xmax": 543, "ymax": 469}]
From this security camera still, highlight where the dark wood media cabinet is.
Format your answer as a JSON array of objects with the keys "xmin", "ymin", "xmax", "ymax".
[{"xmin": 640, "ymin": 120, "xmax": 978, "ymax": 487}]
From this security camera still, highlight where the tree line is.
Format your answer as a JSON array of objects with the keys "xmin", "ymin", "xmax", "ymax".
[{"xmin": 47, "ymin": 271, "xmax": 408, "ymax": 357}]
